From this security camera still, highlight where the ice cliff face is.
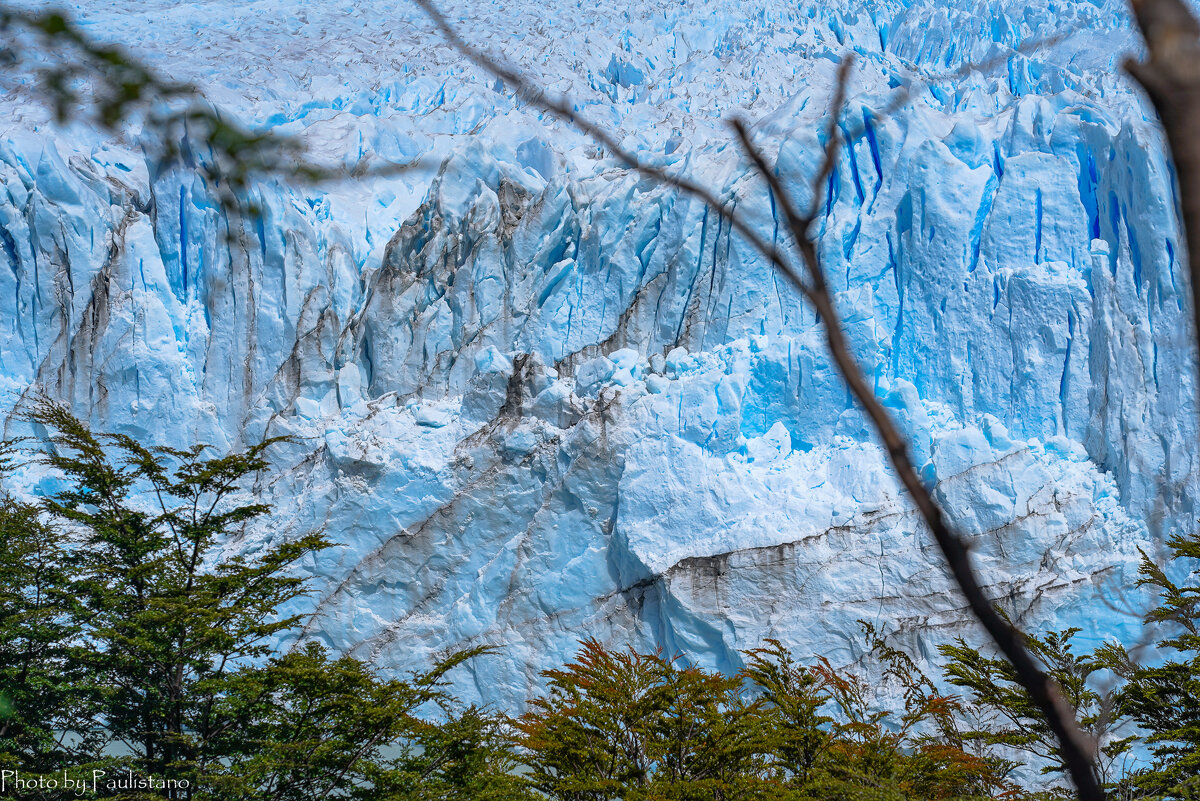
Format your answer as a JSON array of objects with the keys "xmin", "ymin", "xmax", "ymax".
[{"xmin": 0, "ymin": 0, "xmax": 1194, "ymax": 706}]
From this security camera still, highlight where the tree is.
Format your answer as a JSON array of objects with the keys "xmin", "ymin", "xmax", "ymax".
[
  {"xmin": 0, "ymin": 439, "xmax": 96, "ymax": 787},
  {"xmin": 0, "ymin": 401, "xmax": 520, "ymax": 800},
  {"xmin": 23, "ymin": 399, "xmax": 331, "ymax": 786},
  {"xmin": 861, "ymin": 625, "xmax": 1017, "ymax": 801},
  {"xmin": 515, "ymin": 638, "xmax": 770, "ymax": 801},
  {"xmin": 939, "ymin": 623, "xmax": 1129, "ymax": 799},
  {"xmin": 936, "ymin": 528, "xmax": 1200, "ymax": 800},
  {"xmin": 518, "ymin": 637, "xmax": 1017, "ymax": 801},
  {"xmin": 747, "ymin": 630, "xmax": 1012, "ymax": 801},
  {"xmin": 1104, "ymin": 532, "xmax": 1200, "ymax": 798},
  {"xmin": 740, "ymin": 639, "xmax": 835, "ymax": 791},
  {"xmin": 204, "ymin": 643, "xmax": 530, "ymax": 801}
]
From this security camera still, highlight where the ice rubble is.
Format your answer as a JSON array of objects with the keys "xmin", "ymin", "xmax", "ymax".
[{"xmin": 0, "ymin": 0, "xmax": 1194, "ymax": 706}]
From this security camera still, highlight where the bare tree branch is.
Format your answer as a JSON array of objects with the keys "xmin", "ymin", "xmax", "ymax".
[
  {"xmin": 408, "ymin": 0, "xmax": 811, "ymax": 298},
  {"xmin": 1125, "ymin": 0, "xmax": 1200, "ymax": 387},
  {"xmin": 411, "ymin": 1, "xmax": 1106, "ymax": 797},
  {"xmin": 729, "ymin": 113, "xmax": 1102, "ymax": 801}
]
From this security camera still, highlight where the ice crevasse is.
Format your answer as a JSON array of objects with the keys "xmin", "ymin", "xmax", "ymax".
[{"xmin": 0, "ymin": 0, "xmax": 1194, "ymax": 707}]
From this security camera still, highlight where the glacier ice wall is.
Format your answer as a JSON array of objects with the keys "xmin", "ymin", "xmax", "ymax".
[{"xmin": 0, "ymin": 0, "xmax": 1194, "ymax": 706}]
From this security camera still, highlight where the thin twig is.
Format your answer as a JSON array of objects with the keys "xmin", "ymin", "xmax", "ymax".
[
  {"xmin": 730, "ymin": 110, "xmax": 1102, "ymax": 801},
  {"xmin": 409, "ymin": 0, "xmax": 808, "ymax": 298},
  {"xmin": 411, "ymin": 1, "xmax": 1105, "ymax": 797}
]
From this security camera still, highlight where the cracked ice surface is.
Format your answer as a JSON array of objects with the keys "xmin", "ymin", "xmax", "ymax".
[{"xmin": 0, "ymin": 0, "xmax": 1194, "ymax": 706}]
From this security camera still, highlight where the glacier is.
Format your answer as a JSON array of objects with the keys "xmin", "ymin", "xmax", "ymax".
[{"xmin": 0, "ymin": 0, "xmax": 1194, "ymax": 708}]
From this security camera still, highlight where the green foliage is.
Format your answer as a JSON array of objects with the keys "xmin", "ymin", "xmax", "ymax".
[
  {"xmin": 860, "ymin": 624, "xmax": 1016, "ymax": 801},
  {"xmin": 740, "ymin": 639, "xmax": 834, "ymax": 789},
  {"xmin": 517, "ymin": 634, "xmax": 1014, "ymax": 801},
  {"xmin": 933, "ymin": 526, "xmax": 1200, "ymax": 800},
  {"xmin": 7, "ymin": 399, "xmax": 1200, "ymax": 800},
  {"xmin": 515, "ymin": 638, "xmax": 768, "ymax": 801},
  {"xmin": 1107, "ymin": 534, "xmax": 1200, "ymax": 798},
  {"xmin": 939, "ymin": 617, "xmax": 1126, "ymax": 796},
  {"xmin": 0, "ymin": 437, "xmax": 94, "ymax": 779},
  {"xmin": 767, "ymin": 625, "xmax": 1011, "ymax": 801},
  {"xmin": 24, "ymin": 399, "xmax": 330, "ymax": 781},
  {"xmin": 202, "ymin": 642, "xmax": 531, "ymax": 801},
  {"xmin": 0, "ymin": 401, "xmax": 517, "ymax": 800}
]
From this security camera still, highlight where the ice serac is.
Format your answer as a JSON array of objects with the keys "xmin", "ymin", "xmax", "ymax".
[{"xmin": 0, "ymin": 0, "xmax": 1193, "ymax": 706}]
